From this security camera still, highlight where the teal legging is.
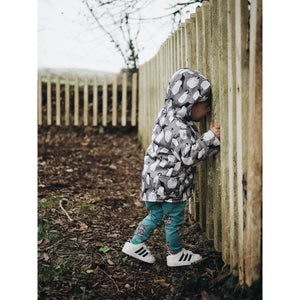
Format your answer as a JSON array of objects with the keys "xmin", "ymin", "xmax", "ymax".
[{"xmin": 132, "ymin": 201, "xmax": 186, "ymax": 253}]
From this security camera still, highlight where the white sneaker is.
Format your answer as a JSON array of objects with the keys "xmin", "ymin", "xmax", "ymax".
[
  {"xmin": 122, "ymin": 239, "xmax": 155, "ymax": 264},
  {"xmin": 167, "ymin": 248, "xmax": 202, "ymax": 267}
]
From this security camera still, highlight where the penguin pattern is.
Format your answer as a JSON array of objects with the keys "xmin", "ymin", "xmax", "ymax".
[{"xmin": 140, "ymin": 68, "xmax": 220, "ymax": 203}]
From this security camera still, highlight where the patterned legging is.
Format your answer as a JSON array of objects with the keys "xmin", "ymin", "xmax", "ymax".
[{"xmin": 132, "ymin": 201, "xmax": 186, "ymax": 253}]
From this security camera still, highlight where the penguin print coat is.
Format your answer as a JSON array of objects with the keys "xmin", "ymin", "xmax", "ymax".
[{"xmin": 140, "ymin": 68, "xmax": 220, "ymax": 203}]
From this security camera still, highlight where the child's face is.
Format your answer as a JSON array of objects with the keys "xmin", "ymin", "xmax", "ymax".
[{"xmin": 191, "ymin": 102, "xmax": 211, "ymax": 121}]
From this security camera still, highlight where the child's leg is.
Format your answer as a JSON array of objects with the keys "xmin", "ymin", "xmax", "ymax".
[
  {"xmin": 162, "ymin": 201, "xmax": 186, "ymax": 254},
  {"xmin": 132, "ymin": 202, "xmax": 164, "ymax": 244}
]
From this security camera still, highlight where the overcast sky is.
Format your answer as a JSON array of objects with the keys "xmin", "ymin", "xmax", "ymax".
[{"xmin": 38, "ymin": 0, "xmax": 199, "ymax": 73}]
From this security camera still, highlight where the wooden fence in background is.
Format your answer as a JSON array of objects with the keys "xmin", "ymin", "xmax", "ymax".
[
  {"xmin": 38, "ymin": 73, "xmax": 138, "ymax": 127},
  {"xmin": 138, "ymin": 0, "xmax": 262, "ymax": 286}
]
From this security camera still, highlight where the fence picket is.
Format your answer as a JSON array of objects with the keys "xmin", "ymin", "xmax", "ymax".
[
  {"xmin": 74, "ymin": 75, "xmax": 79, "ymax": 126},
  {"xmin": 38, "ymin": 75, "xmax": 42, "ymax": 125},
  {"xmin": 245, "ymin": 0, "xmax": 262, "ymax": 286},
  {"xmin": 56, "ymin": 76, "xmax": 61, "ymax": 126},
  {"xmin": 47, "ymin": 75, "xmax": 52, "ymax": 126},
  {"xmin": 102, "ymin": 77, "xmax": 108, "ymax": 126},
  {"xmin": 121, "ymin": 73, "xmax": 127, "ymax": 126},
  {"xmin": 228, "ymin": 0, "xmax": 239, "ymax": 276},
  {"xmin": 131, "ymin": 73, "xmax": 137, "ymax": 126},
  {"xmin": 112, "ymin": 74, "xmax": 118, "ymax": 126},
  {"xmin": 235, "ymin": 0, "xmax": 249, "ymax": 282},
  {"xmin": 176, "ymin": 29, "xmax": 181, "ymax": 70},
  {"xmin": 83, "ymin": 77, "xmax": 89, "ymax": 126},
  {"xmin": 203, "ymin": 1, "xmax": 214, "ymax": 241},
  {"xmin": 65, "ymin": 75, "xmax": 70, "ymax": 126},
  {"xmin": 93, "ymin": 76, "xmax": 98, "ymax": 126},
  {"xmin": 196, "ymin": 5, "xmax": 207, "ymax": 230},
  {"xmin": 219, "ymin": 0, "xmax": 230, "ymax": 264}
]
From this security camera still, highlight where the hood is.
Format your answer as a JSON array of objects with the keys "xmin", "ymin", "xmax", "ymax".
[{"xmin": 164, "ymin": 67, "xmax": 212, "ymax": 121}]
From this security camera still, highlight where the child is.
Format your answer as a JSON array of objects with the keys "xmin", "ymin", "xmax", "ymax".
[{"xmin": 122, "ymin": 67, "xmax": 220, "ymax": 267}]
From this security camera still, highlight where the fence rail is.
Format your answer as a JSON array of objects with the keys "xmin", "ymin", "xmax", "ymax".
[
  {"xmin": 138, "ymin": 0, "xmax": 262, "ymax": 286},
  {"xmin": 38, "ymin": 73, "xmax": 138, "ymax": 127}
]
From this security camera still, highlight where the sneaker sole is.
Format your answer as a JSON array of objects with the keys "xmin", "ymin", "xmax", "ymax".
[
  {"xmin": 167, "ymin": 257, "xmax": 203, "ymax": 267},
  {"xmin": 122, "ymin": 243, "xmax": 155, "ymax": 264}
]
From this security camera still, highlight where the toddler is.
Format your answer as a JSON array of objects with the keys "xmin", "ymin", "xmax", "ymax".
[{"xmin": 122, "ymin": 67, "xmax": 220, "ymax": 267}]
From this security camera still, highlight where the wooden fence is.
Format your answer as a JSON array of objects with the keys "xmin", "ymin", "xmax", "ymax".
[
  {"xmin": 138, "ymin": 0, "xmax": 262, "ymax": 286},
  {"xmin": 38, "ymin": 73, "xmax": 138, "ymax": 127}
]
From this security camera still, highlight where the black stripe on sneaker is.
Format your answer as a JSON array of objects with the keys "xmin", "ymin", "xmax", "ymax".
[
  {"xmin": 135, "ymin": 247, "xmax": 144, "ymax": 254},
  {"xmin": 183, "ymin": 253, "xmax": 189, "ymax": 261},
  {"xmin": 179, "ymin": 253, "xmax": 185, "ymax": 262},
  {"xmin": 139, "ymin": 249, "xmax": 147, "ymax": 256},
  {"xmin": 142, "ymin": 252, "xmax": 149, "ymax": 257},
  {"xmin": 188, "ymin": 254, "xmax": 192, "ymax": 261}
]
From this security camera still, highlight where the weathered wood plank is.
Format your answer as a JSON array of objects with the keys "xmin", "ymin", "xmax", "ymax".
[
  {"xmin": 228, "ymin": 0, "xmax": 238, "ymax": 276},
  {"xmin": 83, "ymin": 77, "xmax": 89, "ymax": 126},
  {"xmin": 210, "ymin": 0, "xmax": 222, "ymax": 252},
  {"xmin": 56, "ymin": 76, "xmax": 61, "ymax": 126},
  {"xmin": 102, "ymin": 77, "xmax": 108, "ymax": 127},
  {"xmin": 38, "ymin": 75, "xmax": 42, "ymax": 125},
  {"xmin": 180, "ymin": 24, "xmax": 185, "ymax": 67},
  {"xmin": 131, "ymin": 73, "xmax": 137, "ymax": 127},
  {"xmin": 47, "ymin": 75, "xmax": 52, "ymax": 126},
  {"xmin": 121, "ymin": 73, "xmax": 127, "ymax": 126},
  {"xmin": 112, "ymin": 74, "xmax": 118, "ymax": 126},
  {"xmin": 196, "ymin": 5, "xmax": 207, "ymax": 230},
  {"xmin": 202, "ymin": 1, "xmax": 214, "ymax": 240},
  {"xmin": 245, "ymin": 0, "xmax": 262, "ymax": 286},
  {"xmin": 74, "ymin": 75, "xmax": 79, "ymax": 126},
  {"xmin": 93, "ymin": 76, "xmax": 98, "ymax": 126},
  {"xmin": 219, "ymin": 0, "xmax": 230, "ymax": 264},
  {"xmin": 235, "ymin": 0, "xmax": 249, "ymax": 283},
  {"xmin": 65, "ymin": 75, "xmax": 70, "ymax": 126}
]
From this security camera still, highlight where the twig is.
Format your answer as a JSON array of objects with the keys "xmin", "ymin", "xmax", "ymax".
[
  {"xmin": 98, "ymin": 267, "xmax": 120, "ymax": 292},
  {"xmin": 59, "ymin": 200, "xmax": 74, "ymax": 222}
]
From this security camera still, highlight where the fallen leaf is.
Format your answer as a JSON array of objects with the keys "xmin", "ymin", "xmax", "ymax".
[{"xmin": 99, "ymin": 246, "xmax": 110, "ymax": 253}]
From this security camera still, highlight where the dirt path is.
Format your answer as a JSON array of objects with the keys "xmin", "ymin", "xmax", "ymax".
[{"xmin": 38, "ymin": 126, "xmax": 259, "ymax": 299}]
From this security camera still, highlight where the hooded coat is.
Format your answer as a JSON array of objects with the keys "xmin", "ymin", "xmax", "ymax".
[{"xmin": 140, "ymin": 67, "xmax": 220, "ymax": 203}]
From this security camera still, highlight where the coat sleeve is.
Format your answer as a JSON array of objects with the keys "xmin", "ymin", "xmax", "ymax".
[{"xmin": 171, "ymin": 129, "xmax": 220, "ymax": 167}]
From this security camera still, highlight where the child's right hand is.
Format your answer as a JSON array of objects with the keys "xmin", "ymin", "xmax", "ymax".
[{"xmin": 210, "ymin": 122, "xmax": 220, "ymax": 140}]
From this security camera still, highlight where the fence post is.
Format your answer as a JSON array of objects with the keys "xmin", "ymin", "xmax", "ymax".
[
  {"xmin": 195, "ymin": 5, "xmax": 206, "ymax": 229},
  {"xmin": 219, "ymin": 0, "xmax": 230, "ymax": 265},
  {"xmin": 47, "ymin": 75, "xmax": 52, "ymax": 126},
  {"xmin": 93, "ymin": 75, "xmax": 98, "ymax": 126},
  {"xmin": 201, "ymin": 1, "xmax": 214, "ymax": 240},
  {"xmin": 245, "ymin": 0, "xmax": 262, "ymax": 286},
  {"xmin": 180, "ymin": 24, "xmax": 186, "ymax": 68},
  {"xmin": 83, "ymin": 77, "xmax": 89, "ymax": 126},
  {"xmin": 65, "ymin": 75, "xmax": 70, "ymax": 126},
  {"xmin": 189, "ymin": 13, "xmax": 198, "ymax": 219},
  {"xmin": 227, "ymin": 0, "xmax": 239, "ymax": 276},
  {"xmin": 74, "ymin": 75, "xmax": 79, "ymax": 126},
  {"xmin": 102, "ymin": 77, "xmax": 108, "ymax": 127},
  {"xmin": 131, "ymin": 73, "xmax": 137, "ymax": 127},
  {"xmin": 235, "ymin": 0, "xmax": 249, "ymax": 283},
  {"xmin": 176, "ymin": 28, "xmax": 181, "ymax": 69},
  {"xmin": 38, "ymin": 75, "xmax": 42, "ymax": 125},
  {"xmin": 209, "ymin": 0, "xmax": 222, "ymax": 252},
  {"xmin": 112, "ymin": 74, "xmax": 118, "ymax": 126},
  {"xmin": 56, "ymin": 76, "xmax": 61, "ymax": 126},
  {"xmin": 122, "ymin": 73, "xmax": 127, "ymax": 126}
]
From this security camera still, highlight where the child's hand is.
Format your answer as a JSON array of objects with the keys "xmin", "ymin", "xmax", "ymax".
[{"xmin": 210, "ymin": 122, "xmax": 220, "ymax": 140}]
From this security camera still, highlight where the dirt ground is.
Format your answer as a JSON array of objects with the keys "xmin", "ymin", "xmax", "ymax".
[{"xmin": 38, "ymin": 126, "xmax": 261, "ymax": 300}]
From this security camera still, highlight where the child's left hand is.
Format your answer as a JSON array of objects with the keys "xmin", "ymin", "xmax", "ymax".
[{"xmin": 210, "ymin": 122, "xmax": 220, "ymax": 140}]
